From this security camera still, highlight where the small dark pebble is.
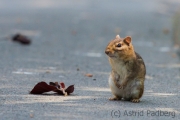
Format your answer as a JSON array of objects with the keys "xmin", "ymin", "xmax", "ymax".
[
  {"xmin": 77, "ymin": 68, "xmax": 80, "ymax": 71},
  {"xmin": 12, "ymin": 33, "xmax": 31, "ymax": 45},
  {"xmin": 93, "ymin": 79, "xmax": 96, "ymax": 81}
]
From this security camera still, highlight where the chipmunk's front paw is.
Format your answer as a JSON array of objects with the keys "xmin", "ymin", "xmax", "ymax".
[
  {"xmin": 118, "ymin": 85, "xmax": 125, "ymax": 89},
  {"xmin": 117, "ymin": 83, "xmax": 127, "ymax": 89}
]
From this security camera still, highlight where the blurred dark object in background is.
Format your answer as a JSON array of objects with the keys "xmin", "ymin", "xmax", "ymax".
[{"xmin": 12, "ymin": 33, "xmax": 31, "ymax": 45}]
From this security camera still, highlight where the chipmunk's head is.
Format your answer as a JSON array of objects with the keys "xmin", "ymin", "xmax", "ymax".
[{"xmin": 105, "ymin": 35, "xmax": 134, "ymax": 60}]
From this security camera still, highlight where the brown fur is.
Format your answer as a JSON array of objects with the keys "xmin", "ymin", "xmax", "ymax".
[{"xmin": 105, "ymin": 35, "xmax": 146, "ymax": 103}]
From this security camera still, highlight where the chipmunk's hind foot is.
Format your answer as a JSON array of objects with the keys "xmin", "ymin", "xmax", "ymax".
[
  {"xmin": 131, "ymin": 99, "xmax": 140, "ymax": 103},
  {"xmin": 109, "ymin": 96, "xmax": 122, "ymax": 101}
]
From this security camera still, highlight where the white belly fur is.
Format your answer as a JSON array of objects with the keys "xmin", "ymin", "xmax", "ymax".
[
  {"xmin": 108, "ymin": 74, "xmax": 125, "ymax": 98},
  {"xmin": 108, "ymin": 74, "xmax": 135, "ymax": 99}
]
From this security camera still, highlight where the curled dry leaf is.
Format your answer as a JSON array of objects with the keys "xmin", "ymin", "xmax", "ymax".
[
  {"xmin": 30, "ymin": 81, "xmax": 74, "ymax": 95},
  {"xmin": 60, "ymin": 82, "xmax": 65, "ymax": 88},
  {"xmin": 65, "ymin": 85, "xmax": 74, "ymax": 94},
  {"xmin": 30, "ymin": 82, "xmax": 57, "ymax": 94},
  {"xmin": 49, "ymin": 82, "xmax": 60, "ymax": 89}
]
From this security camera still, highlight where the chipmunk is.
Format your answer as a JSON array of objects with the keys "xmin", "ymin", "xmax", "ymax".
[{"xmin": 105, "ymin": 35, "xmax": 146, "ymax": 103}]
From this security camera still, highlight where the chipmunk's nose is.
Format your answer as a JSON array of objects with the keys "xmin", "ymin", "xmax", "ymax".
[{"xmin": 105, "ymin": 50, "xmax": 110, "ymax": 55}]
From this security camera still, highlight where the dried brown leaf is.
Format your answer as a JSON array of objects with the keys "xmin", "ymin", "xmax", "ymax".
[
  {"xmin": 85, "ymin": 73, "xmax": 93, "ymax": 77},
  {"xmin": 30, "ymin": 81, "xmax": 74, "ymax": 95},
  {"xmin": 30, "ymin": 82, "xmax": 57, "ymax": 94},
  {"xmin": 65, "ymin": 85, "xmax": 74, "ymax": 94}
]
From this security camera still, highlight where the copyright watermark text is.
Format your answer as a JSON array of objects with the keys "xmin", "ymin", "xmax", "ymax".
[{"xmin": 111, "ymin": 110, "xmax": 176, "ymax": 118}]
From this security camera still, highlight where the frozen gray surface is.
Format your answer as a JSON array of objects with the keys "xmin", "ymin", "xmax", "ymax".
[{"xmin": 0, "ymin": 0, "xmax": 180, "ymax": 120}]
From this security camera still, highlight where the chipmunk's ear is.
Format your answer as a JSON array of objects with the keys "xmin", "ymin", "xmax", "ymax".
[
  {"xmin": 116, "ymin": 35, "xmax": 120, "ymax": 39},
  {"xmin": 123, "ymin": 36, "xmax": 131, "ymax": 45}
]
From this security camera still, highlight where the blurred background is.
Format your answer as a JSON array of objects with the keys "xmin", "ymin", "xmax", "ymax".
[{"xmin": 0, "ymin": 0, "xmax": 180, "ymax": 68}]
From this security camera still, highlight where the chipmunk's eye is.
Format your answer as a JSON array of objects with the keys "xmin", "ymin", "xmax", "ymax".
[{"xmin": 116, "ymin": 43, "xmax": 121, "ymax": 47}]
